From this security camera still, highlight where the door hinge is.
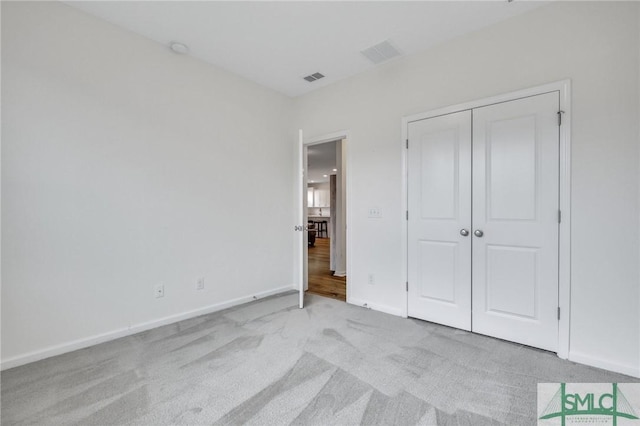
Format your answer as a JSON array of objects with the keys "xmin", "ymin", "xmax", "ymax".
[
  {"xmin": 557, "ymin": 307, "xmax": 561, "ymax": 320},
  {"xmin": 406, "ymin": 139, "xmax": 409, "ymax": 149},
  {"xmin": 406, "ymin": 210, "xmax": 409, "ymax": 220},
  {"xmin": 406, "ymin": 281, "xmax": 408, "ymax": 292},
  {"xmin": 557, "ymin": 110, "xmax": 564, "ymax": 126},
  {"xmin": 558, "ymin": 209, "xmax": 562, "ymax": 224}
]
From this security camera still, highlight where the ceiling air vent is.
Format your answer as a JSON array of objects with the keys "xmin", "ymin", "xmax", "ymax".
[
  {"xmin": 303, "ymin": 72, "xmax": 325, "ymax": 82},
  {"xmin": 360, "ymin": 40, "xmax": 402, "ymax": 65}
]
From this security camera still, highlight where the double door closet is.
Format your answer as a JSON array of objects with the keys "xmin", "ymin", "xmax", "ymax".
[{"xmin": 407, "ymin": 91, "xmax": 561, "ymax": 352}]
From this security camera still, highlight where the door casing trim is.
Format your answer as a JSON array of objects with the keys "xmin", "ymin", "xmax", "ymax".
[
  {"xmin": 303, "ymin": 130, "xmax": 352, "ymax": 304},
  {"xmin": 400, "ymin": 80, "xmax": 571, "ymax": 359}
]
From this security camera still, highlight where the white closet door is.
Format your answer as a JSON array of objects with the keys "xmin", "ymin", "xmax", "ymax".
[
  {"xmin": 471, "ymin": 92, "xmax": 559, "ymax": 351},
  {"xmin": 407, "ymin": 110, "xmax": 472, "ymax": 331}
]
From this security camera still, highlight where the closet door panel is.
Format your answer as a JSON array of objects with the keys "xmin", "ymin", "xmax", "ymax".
[
  {"xmin": 407, "ymin": 110, "xmax": 472, "ymax": 331},
  {"xmin": 472, "ymin": 92, "xmax": 560, "ymax": 352}
]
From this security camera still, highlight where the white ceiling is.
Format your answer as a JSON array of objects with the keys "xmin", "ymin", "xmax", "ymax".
[
  {"xmin": 307, "ymin": 140, "xmax": 337, "ymax": 184},
  {"xmin": 65, "ymin": 1, "xmax": 546, "ymax": 98}
]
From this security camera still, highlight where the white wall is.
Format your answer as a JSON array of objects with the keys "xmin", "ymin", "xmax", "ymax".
[
  {"xmin": 293, "ymin": 2, "xmax": 640, "ymax": 376},
  {"xmin": 1, "ymin": 2, "xmax": 294, "ymax": 367}
]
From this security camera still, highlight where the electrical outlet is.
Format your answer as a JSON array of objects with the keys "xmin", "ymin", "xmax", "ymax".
[
  {"xmin": 368, "ymin": 274, "xmax": 375, "ymax": 285},
  {"xmin": 368, "ymin": 207, "xmax": 382, "ymax": 218},
  {"xmin": 196, "ymin": 277, "xmax": 205, "ymax": 290},
  {"xmin": 154, "ymin": 284, "xmax": 165, "ymax": 298}
]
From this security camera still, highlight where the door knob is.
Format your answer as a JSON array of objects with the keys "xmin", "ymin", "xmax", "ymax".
[
  {"xmin": 460, "ymin": 229, "xmax": 469, "ymax": 237},
  {"xmin": 474, "ymin": 229, "xmax": 484, "ymax": 237}
]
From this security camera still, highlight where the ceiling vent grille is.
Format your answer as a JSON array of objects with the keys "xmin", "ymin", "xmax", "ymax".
[
  {"xmin": 360, "ymin": 40, "xmax": 402, "ymax": 65},
  {"xmin": 303, "ymin": 72, "xmax": 325, "ymax": 82}
]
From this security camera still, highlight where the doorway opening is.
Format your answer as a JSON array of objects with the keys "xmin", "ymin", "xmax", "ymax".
[{"xmin": 305, "ymin": 138, "xmax": 347, "ymax": 301}]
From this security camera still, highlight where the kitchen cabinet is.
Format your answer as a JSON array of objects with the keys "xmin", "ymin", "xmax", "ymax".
[
  {"xmin": 307, "ymin": 187, "xmax": 314, "ymax": 207},
  {"xmin": 314, "ymin": 188, "xmax": 329, "ymax": 207},
  {"xmin": 307, "ymin": 186, "xmax": 330, "ymax": 207}
]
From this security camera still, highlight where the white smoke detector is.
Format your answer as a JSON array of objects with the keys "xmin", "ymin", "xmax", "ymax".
[{"xmin": 169, "ymin": 42, "xmax": 189, "ymax": 54}]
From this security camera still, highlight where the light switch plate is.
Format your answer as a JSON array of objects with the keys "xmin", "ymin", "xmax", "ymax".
[{"xmin": 368, "ymin": 207, "xmax": 382, "ymax": 218}]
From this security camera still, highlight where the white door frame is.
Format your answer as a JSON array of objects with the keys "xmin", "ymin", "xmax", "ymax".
[
  {"xmin": 401, "ymin": 80, "xmax": 571, "ymax": 359},
  {"xmin": 296, "ymin": 130, "xmax": 305, "ymax": 308},
  {"xmin": 301, "ymin": 130, "xmax": 352, "ymax": 303}
]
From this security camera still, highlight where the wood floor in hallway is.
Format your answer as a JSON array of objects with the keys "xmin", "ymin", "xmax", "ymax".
[{"xmin": 307, "ymin": 237, "xmax": 346, "ymax": 301}]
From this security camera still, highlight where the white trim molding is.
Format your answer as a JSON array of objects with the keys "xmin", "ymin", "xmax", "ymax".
[
  {"xmin": 569, "ymin": 351, "xmax": 640, "ymax": 378},
  {"xmin": 349, "ymin": 297, "xmax": 405, "ymax": 317},
  {"xmin": 1, "ymin": 286, "xmax": 295, "ymax": 371},
  {"xmin": 401, "ymin": 80, "xmax": 572, "ymax": 359}
]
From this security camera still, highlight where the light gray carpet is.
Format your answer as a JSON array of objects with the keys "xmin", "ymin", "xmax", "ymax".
[{"xmin": 1, "ymin": 292, "xmax": 634, "ymax": 425}]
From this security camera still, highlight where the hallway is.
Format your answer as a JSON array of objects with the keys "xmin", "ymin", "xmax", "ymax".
[{"xmin": 307, "ymin": 237, "xmax": 346, "ymax": 301}]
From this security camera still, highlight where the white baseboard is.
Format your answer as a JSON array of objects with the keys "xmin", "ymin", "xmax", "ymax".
[
  {"xmin": 1, "ymin": 285, "xmax": 295, "ymax": 371},
  {"xmin": 569, "ymin": 350, "xmax": 640, "ymax": 378},
  {"xmin": 347, "ymin": 297, "xmax": 404, "ymax": 317},
  {"xmin": 333, "ymin": 271, "xmax": 347, "ymax": 277}
]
